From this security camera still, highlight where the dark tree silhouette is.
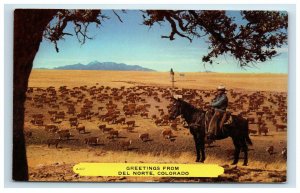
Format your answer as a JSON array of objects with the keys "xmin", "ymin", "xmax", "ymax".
[
  {"xmin": 13, "ymin": 9, "xmax": 287, "ymax": 181},
  {"xmin": 14, "ymin": 9, "xmax": 57, "ymax": 181},
  {"xmin": 13, "ymin": 9, "xmax": 104, "ymax": 181}
]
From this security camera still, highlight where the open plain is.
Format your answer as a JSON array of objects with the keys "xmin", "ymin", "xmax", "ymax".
[{"xmin": 24, "ymin": 70, "xmax": 288, "ymax": 182}]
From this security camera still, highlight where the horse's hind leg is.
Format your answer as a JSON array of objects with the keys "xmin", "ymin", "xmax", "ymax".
[
  {"xmin": 232, "ymin": 147, "xmax": 241, "ymax": 165},
  {"xmin": 199, "ymin": 141, "xmax": 206, "ymax": 163},
  {"xmin": 194, "ymin": 140, "xmax": 200, "ymax": 162},
  {"xmin": 192, "ymin": 135, "xmax": 200, "ymax": 162},
  {"xmin": 241, "ymin": 140, "xmax": 248, "ymax": 166},
  {"xmin": 231, "ymin": 139, "xmax": 241, "ymax": 165}
]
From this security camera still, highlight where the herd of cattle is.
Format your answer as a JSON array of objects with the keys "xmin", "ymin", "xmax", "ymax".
[{"xmin": 24, "ymin": 84, "xmax": 287, "ymax": 155}]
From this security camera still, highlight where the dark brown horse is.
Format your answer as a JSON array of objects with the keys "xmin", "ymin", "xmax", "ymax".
[{"xmin": 169, "ymin": 98, "xmax": 252, "ymax": 166}]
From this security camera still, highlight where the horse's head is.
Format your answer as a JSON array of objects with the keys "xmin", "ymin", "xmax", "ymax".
[{"xmin": 169, "ymin": 97, "xmax": 183, "ymax": 120}]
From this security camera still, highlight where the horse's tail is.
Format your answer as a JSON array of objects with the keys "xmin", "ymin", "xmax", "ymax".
[
  {"xmin": 245, "ymin": 119, "xmax": 253, "ymax": 146},
  {"xmin": 246, "ymin": 135, "xmax": 253, "ymax": 146}
]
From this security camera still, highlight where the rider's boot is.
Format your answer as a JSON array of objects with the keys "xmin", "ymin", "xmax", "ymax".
[{"xmin": 219, "ymin": 112, "xmax": 227, "ymax": 131}]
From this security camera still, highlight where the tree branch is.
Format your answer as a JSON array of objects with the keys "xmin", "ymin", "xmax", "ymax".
[{"xmin": 113, "ymin": 10, "xmax": 123, "ymax": 23}]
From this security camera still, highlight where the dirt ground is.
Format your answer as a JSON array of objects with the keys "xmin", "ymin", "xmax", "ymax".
[{"xmin": 24, "ymin": 70, "xmax": 288, "ymax": 182}]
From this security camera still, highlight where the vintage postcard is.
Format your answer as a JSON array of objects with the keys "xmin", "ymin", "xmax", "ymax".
[{"xmin": 13, "ymin": 9, "xmax": 288, "ymax": 182}]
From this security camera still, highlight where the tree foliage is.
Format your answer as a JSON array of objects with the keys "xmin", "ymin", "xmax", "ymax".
[
  {"xmin": 142, "ymin": 10, "xmax": 288, "ymax": 67},
  {"xmin": 43, "ymin": 10, "xmax": 107, "ymax": 52}
]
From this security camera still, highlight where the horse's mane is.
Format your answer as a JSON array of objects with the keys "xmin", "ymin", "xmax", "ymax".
[{"xmin": 179, "ymin": 99, "xmax": 204, "ymax": 113}]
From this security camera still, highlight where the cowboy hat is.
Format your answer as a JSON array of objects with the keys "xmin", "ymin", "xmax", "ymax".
[
  {"xmin": 172, "ymin": 94, "xmax": 183, "ymax": 100},
  {"xmin": 217, "ymin": 85, "xmax": 226, "ymax": 91}
]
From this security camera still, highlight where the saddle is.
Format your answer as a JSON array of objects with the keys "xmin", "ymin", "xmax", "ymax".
[
  {"xmin": 220, "ymin": 111, "xmax": 232, "ymax": 128},
  {"xmin": 205, "ymin": 110, "xmax": 232, "ymax": 137}
]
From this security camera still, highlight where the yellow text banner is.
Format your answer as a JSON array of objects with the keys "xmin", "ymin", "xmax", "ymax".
[{"xmin": 73, "ymin": 163, "xmax": 224, "ymax": 178}]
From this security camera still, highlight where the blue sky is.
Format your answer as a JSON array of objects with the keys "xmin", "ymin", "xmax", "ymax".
[{"xmin": 33, "ymin": 10, "xmax": 288, "ymax": 73}]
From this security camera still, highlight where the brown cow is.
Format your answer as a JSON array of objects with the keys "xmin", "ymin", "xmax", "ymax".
[
  {"xmin": 140, "ymin": 113, "xmax": 148, "ymax": 118},
  {"xmin": 47, "ymin": 139, "xmax": 61, "ymax": 148},
  {"xmin": 248, "ymin": 129, "xmax": 258, "ymax": 135},
  {"xmin": 162, "ymin": 129, "xmax": 173, "ymax": 139},
  {"xmin": 258, "ymin": 126, "xmax": 269, "ymax": 135},
  {"xmin": 102, "ymin": 127, "xmax": 113, "ymax": 133},
  {"xmin": 121, "ymin": 140, "xmax": 132, "ymax": 150},
  {"xmin": 266, "ymin": 145, "xmax": 274, "ymax": 155},
  {"xmin": 115, "ymin": 118, "xmax": 126, "ymax": 125},
  {"xmin": 276, "ymin": 124, "xmax": 286, "ymax": 132},
  {"xmin": 56, "ymin": 130, "xmax": 71, "ymax": 140},
  {"xmin": 76, "ymin": 124, "xmax": 86, "ymax": 134},
  {"xmin": 126, "ymin": 121, "xmax": 135, "ymax": 127},
  {"xmin": 84, "ymin": 137, "xmax": 99, "ymax": 145},
  {"xmin": 98, "ymin": 124, "xmax": 106, "ymax": 130},
  {"xmin": 108, "ymin": 130, "xmax": 119, "ymax": 139},
  {"xmin": 124, "ymin": 126, "xmax": 134, "ymax": 132},
  {"xmin": 139, "ymin": 133, "xmax": 150, "ymax": 142},
  {"xmin": 45, "ymin": 124, "xmax": 58, "ymax": 132}
]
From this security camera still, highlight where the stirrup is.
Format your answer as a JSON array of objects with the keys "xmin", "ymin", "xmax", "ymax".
[{"xmin": 206, "ymin": 133, "xmax": 215, "ymax": 141}]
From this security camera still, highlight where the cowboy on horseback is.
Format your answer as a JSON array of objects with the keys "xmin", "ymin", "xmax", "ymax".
[{"xmin": 207, "ymin": 85, "xmax": 228, "ymax": 139}]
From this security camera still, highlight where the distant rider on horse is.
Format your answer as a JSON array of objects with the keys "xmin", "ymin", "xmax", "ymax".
[{"xmin": 207, "ymin": 85, "xmax": 228, "ymax": 139}]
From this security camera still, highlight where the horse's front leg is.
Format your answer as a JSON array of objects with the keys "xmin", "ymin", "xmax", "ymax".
[
  {"xmin": 191, "ymin": 133, "xmax": 200, "ymax": 162},
  {"xmin": 194, "ymin": 138, "xmax": 200, "ymax": 162},
  {"xmin": 231, "ymin": 142, "xmax": 241, "ymax": 165},
  {"xmin": 243, "ymin": 148, "xmax": 248, "ymax": 166},
  {"xmin": 232, "ymin": 138, "xmax": 241, "ymax": 165},
  {"xmin": 199, "ymin": 140, "xmax": 206, "ymax": 163}
]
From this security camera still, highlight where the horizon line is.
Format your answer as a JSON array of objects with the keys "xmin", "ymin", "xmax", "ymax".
[{"xmin": 31, "ymin": 68, "xmax": 288, "ymax": 74}]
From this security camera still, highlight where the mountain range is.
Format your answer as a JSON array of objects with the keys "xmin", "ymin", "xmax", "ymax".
[{"xmin": 47, "ymin": 61, "xmax": 155, "ymax": 71}]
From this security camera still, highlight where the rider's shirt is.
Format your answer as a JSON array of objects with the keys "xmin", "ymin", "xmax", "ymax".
[{"xmin": 211, "ymin": 93, "xmax": 228, "ymax": 112}]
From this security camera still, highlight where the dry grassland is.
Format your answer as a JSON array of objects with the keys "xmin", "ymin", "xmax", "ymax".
[
  {"xmin": 25, "ymin": 70, "xmax": 287, "ymax": 182},
  {"xmin": 29, "ymin": 70, "xmax": 287, "ymax": 92}
]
